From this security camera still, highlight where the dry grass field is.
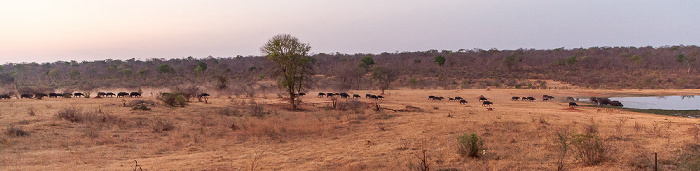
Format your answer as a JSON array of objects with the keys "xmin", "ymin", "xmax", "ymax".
[{"xmin": 2, "ymin": 88, "xmax": 700, "ymax": 170}]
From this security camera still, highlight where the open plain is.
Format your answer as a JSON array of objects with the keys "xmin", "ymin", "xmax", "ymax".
[{"xmin": 1, "ymin": 88, "xmax": 700, "ymax": 170}]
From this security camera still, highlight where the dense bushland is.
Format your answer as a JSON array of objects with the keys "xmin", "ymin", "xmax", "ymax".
[{"xmin": 2, "ymin": 45, "xmax": 700, "ymax": 92}]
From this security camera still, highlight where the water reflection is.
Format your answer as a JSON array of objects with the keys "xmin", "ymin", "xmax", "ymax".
[{"xmin": 610, "ymin": 95, "xmax": 700, "ymax": 110}]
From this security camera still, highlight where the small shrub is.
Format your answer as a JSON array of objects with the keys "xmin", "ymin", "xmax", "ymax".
[
  {"xmin": 158, "ymin": 93, "xmax": 187, "ymax": 107},
  {"xmin": 28, "ymin": 107, "xmax": 36, "ymax": 116},
  {"xmin": 152, "ymin": 118, "xmax": 175, "ymax": 133},
  {"xmin": 457, "ymin": 133, "xmax": 484, "ymax": 158},
  {"xmin": 220, "ymin": 107, "xmax": 239, "ymax": 116},
  {"xmin": 6, "ymin": 127, "xmax": 30, "ymax": 137},
  {"xmin": 249, "ymin": 101, "xmax": 267, "ymax": 118},
  {"xmin": 680, "ymin": 143, "xmax": 700, "ymax": 170},
  {"xmin": 57, "ymin": 108, "xmax": 87, "ymax": 122},
  {"xmin": 83, "ymin": 92, "xmax": 91, "ymax": 98},
  {"xmin": 554, "ymin": 130, "xmax": 570, "ymax": 171},
  {"xmin": 570, "ymin": 133, "xmax": 607, "ymax": 166},
  {"xmin": 132, "ymin": 104, "xmax": 150, "ymax": 111}
]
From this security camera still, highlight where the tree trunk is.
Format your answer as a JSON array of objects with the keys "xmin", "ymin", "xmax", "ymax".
[{"xmin": 289, "ymin": 86, "xmax": 297, "ymax": 110}]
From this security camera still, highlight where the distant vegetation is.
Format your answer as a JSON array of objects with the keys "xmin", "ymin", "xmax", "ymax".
[{"xmin": 2, "ymin": 45, "xmax": 700, "ymax": 94}]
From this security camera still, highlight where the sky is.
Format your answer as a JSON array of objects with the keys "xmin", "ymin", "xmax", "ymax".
[{"xmin": 1, "ymin": 0, "xmax": 699, "ymax": 63}]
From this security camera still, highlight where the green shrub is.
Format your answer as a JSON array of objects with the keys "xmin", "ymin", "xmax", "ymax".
[
  {"xmin": 158, "ymin": 92, "xmax": 187, "ymax": 107},
  {"xmin": 457, "ymin": 133, "xmax": 484, "ymax": 158},
  {"xmin": 570, "ymin": 133, "xmax": 607, "ymax": 166}
]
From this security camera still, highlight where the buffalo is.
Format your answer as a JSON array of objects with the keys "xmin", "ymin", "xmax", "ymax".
[
  {"xmin": 569, "ymin": 102, "xmax": 578, "ymax": 108},
  {"xmin": 512, "ymin": 97, "xmax": 520, "ymax": 101},
  {"xmin": 369, "ymin": 95, "xmax": 379, "ymax": 100},
  {"xmin": 340, "ymin": 93, "xmax": 350, "ymax": 99},
  {"xmin": 20, "ymin": 94, "xmax": 33, "ymax": 99},
  {"xmin": 353, "ymin": 94, "xmax": 361, "ymax": 98},
  {"xmin": 49, "ymin": 93, "xmax": 61, "ymax": 98},
  {"xmin": 455, "ymin": 97, "xmax": 463, "ymax": 100},
  {"xmin": 366, "ymin": 94, "xmax": 372, "ymax": 98},
  {"xmin": 428, "ymin": 95, "xmax": 435, "ymax": 100},
  {"xmin": 73, "ymin": 93, "xmax": 84, "ymax": 98},
  {"xmin": 117, "ymin": 92, "xmax": 129, "ymax": 98},
  {"xmin": 0, "ymin": 94, "xmax": 11, "ymax": 99},
  {"xmin": 130, "ymin": 92, "xmax": 141, "ymax": 98},
  {"xmin": 97, "ymin": 92, "xmax": 107, "ymax": 97},
  {"xmin": 34, "ymin": 93, "xmax": 47, "ymax": 99},
  {"xmin": 318, "ymin": 93, "xmax": 326, "ymax": 98},
  {"xmin": 459, "ymin": 99, "xmax": 468, "ymax": 105},
  {"xmin": 106, "ymin": 92, "xmax": 116, "ymax": 97},
  {"xmin": 448, "ymin": 98, "xmax": 455, "ymax": 101},
  {"xmin": 197, "ymin": 93, "xmax": 210, "ymax": 98},
  {"xmin": 610, "ymin": 101, "xmax": 623, "ymax": 107},
  {"xmin": 525, "ymin": 97, "xmax": 535, "ymax": 101},
  {"xmin": 377, "ymin": 95, "xmax": 384, "ymax": 100},
  {"xmin": 482, "ymin": 101, "xmax": 493, "ymax": 106},
  {"xmin": 479, "ymin": 97, "xmax": 488, "ymax": 102}
]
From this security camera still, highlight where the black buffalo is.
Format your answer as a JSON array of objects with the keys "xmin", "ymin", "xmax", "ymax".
[
  {"xmin": 428, "ymin": 95, "xmax": 435, "ymax": 100},
  {"xmin": 318, "ymin": 93, "xmax": 326, "ymax": 98},
  {"xmin": 512, "ymin": 97, "xmax": 520, "ymax": 101},
  {"xmin": 525, "ymin": 97, "xmax": 535, "ymax": 101},
  {"xmin": 49, "ymin": 93, "xmax": 61, "ymax": 98},
  {"xmin": 0, "ymin": 94, "xmax": 11, "ymax": 99},
  {"xmin": 366, "ymin": 94, "xmax": 372, "ymax": 98},
  {"xmin": 34, "ymin": 93, "xmax": 47, "ymax": 99},
  {"xmin": 197, "ymin": 93, "xmax": 210, "ymax": 98},
  {"xmin": 610, "ymin": 101, "xmax": 623, "ymax": 107},
  {"xmin": 569, "ymin": 102, "xmax": 578, "ymax": 107},
  {"xmin": 377, "ymin": 95, "xmax": 384, "ymax": 100},
  {"xmin": 369, "ymin": 95, "xmax": 379, "ymax": 100},
  {"xmin": 106, "ymin": 92, "xmax": 115, "ymax": 97},
  {"xmin": 479, "ymin": 97, "xmax": 488, "ymax": 102},
  {"xmin": 97, "ymin": 92, "xmax": 107, "ymax": 97},
  {"xmin": 20, "ymin": 94, "xmax": 32, "ymax": 99},
  {"xmin": 117, "ymin": 92, "xmax": 129, "ymax": 98},
  {"xmin": 455, "ymin": 97, "xmax": 463, "ymax": 100},
  {"xmin": 459, "ymin": 99, "xmax": 468, "ymax": 105},
  {"xmin": 482, "ymin": 101, "xmax": 493, "ymax": 106},
  {"xmin": 73, "ymin": 93, "xmax": 84, "ymax": 98},
  {"xmin": 353, "ymin": 94, "xmax": 361, "ymax": 98},
  {"xmin": 130, "ymin": 92, "xmax": 141, "ymax": 98}
]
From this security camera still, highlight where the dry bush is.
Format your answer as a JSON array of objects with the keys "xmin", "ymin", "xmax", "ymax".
[
  {"xmin": 337, "ymin": 100, "xmax": 365, "ymax": 112},
  {"xmin": 680, "ymin": 143, "xmax": 700, "ymax": 170},
  {"xmin": 248, "ymin": 100, "xmax": 267, "ymax": 118},
  {"xmin": 152, "ymin": 118, "xmax": 175, "ymax": 133},
  {"xmin": 570, "ymin": 133, "xmax": 607, "ymax": 166},
  {"xmin": 234, "ymin": 113, "xmax": 336, "ymax": 142},
  {"xmin": 583, "ymin": 119, "xmax": 599, "ymax": 134},
  {"xmin": 407, "ymin": 147, "xmax": 431, "ymax": 171},
  {"xmin": 128, "ymin": 100, "xmax": 156, "ymax": 110},
  {"xmin": 27, "ymin": 107, "xmax": 36, "ymax": 116},
  {"xmin": 5, "ymin": 126, "xmax": 30, "ymax": 137},
  {"xmin": 57, "ymin": 108, "xmax": 92, "ymax": 123},
  {"xmin": 219, "ymin": 107, "xmax": 240, "ymax": 116},
  {"xmin": 173, "ymin": 85, "xmax": 201, "ymax": 101},
  {"xmin": 627, "ymin": 148, "xmax": 653, "ymax": 170},
  {"xmin": 457, "ymin": 133, "xmax": 484, "ymax": 158},
  {"xmin": 553, "ymin": 130, "xmax": 570, "ymax": 171}
]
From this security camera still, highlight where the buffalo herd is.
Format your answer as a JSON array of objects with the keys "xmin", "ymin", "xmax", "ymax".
[{"xmin": 0, "ymin": 91, "xmax": 149, "ymax": 100}]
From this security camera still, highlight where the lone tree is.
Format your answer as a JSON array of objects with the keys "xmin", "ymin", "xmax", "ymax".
[
  {"xmin": 359, "ymin": 55, "xmax": 375, "ymax": 72},
  {"xmin": 371, "ymin": 66, "xmax": 398, "ymax": 95},
  {"xmin": 434, "ymin": 55, "xmax": 446, "ymax": 66},
  {"xmin": 261, "ymin": 34, "xmax": 312, "ymax": 110}
]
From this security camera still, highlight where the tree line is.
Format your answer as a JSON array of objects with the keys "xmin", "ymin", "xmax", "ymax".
[{"xmin": 1, "ymin": 45, "xmax": 700, "ymax": 95}]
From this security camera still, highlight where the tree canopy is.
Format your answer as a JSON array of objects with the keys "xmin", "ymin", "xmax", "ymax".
[{"xmin": 260, "ymin": 34, "xmax": 312, "ymax": 110}]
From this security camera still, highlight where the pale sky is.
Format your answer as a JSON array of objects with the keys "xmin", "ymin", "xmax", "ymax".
[{"xmin": 1, "ymin": 0, "xmax": 699, "ymax": 63}]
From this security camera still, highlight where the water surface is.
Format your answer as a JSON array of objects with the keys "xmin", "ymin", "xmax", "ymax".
[{"xmin": 609, "ymin": 95, "xmax": 700, "ymax": 110}]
